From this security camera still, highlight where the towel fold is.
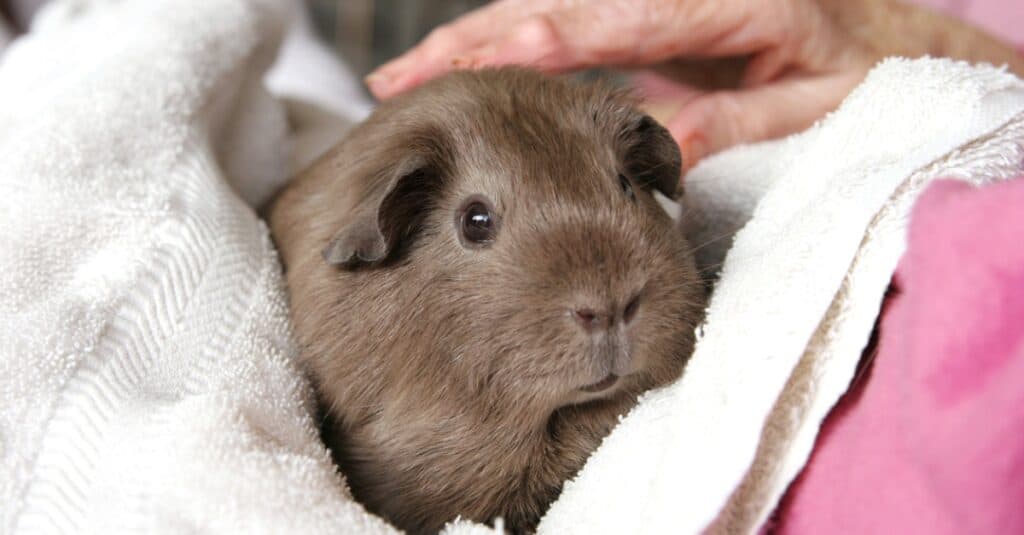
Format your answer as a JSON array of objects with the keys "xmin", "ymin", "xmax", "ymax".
[
  {"xmin": 775, "ymin": 177, "xmax": 1024, "ymax": 534},
  {"xmin": 0, "ymin": 1, "xmax": 394, "ymax": 533},
  {"xmin": 539, "ymin": 58, "xmax": 1024, "ymax": 534},
  {"xmin": 1, "ymin": 1, "xmax": 1022, "ymax": 533}
]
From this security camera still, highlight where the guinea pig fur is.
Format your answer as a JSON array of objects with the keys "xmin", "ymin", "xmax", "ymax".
[{"xmin": 268, "ymin": 67, "xmax": 705, "ymax": 534}]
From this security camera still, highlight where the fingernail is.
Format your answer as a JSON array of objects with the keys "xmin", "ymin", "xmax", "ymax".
[{"xmin": 364, "ymin": 72, "xmax": 390, "ymax": 95}]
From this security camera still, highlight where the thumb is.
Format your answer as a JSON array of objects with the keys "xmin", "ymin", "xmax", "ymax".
[{"xmin": 666, "ymin": 71, "xmax": 864, "ymax": 168}]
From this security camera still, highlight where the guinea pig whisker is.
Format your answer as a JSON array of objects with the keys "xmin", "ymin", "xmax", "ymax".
[
  {"xmin": 694, "ymin": 244, "xmax": 776, "ymax": 275},
  {"xmin": 684, "ymin": 227, "xmax": 743, "ymax": 256}
]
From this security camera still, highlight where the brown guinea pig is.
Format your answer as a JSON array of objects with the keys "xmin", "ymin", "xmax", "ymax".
[{"xmin": 268, "ymin": 67, "xmax": 705, "ymax": 534}]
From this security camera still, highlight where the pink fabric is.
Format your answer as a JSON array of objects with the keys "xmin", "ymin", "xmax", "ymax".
[
  {"xmin": 775, "ymin": 178, "xmax": 1024, "ymax": 534},
  {"xmin": 908, "ymin": 0, "xmax": 1024, "ymax": 48}
]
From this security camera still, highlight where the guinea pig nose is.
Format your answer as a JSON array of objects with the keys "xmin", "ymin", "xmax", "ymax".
[
  {"xmin": 572, "ymin": 293, "xmax": 643, "ymax": 333},
  {"xmin": 571, "ymin": 308, "xmax": 611, "ymax": 332}
]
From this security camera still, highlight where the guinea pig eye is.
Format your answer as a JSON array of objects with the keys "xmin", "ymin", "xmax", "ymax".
[
  {"xmin": 457, "ymin": 196, "xmax": 498, "ymax": 247},
  {"xmin": 618, "ymin": 173, "xmax": 636, "ymax": 201}
]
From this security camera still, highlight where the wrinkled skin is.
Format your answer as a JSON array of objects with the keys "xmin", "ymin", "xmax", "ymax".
[{"xmin": 366, "ymin": 0, "xmax": 1024, "ymax": 168}]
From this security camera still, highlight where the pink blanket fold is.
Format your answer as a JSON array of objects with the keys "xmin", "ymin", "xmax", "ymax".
[{"xmin": 775, "ymin": 178, "xmax": 1024, "ymax": 534}]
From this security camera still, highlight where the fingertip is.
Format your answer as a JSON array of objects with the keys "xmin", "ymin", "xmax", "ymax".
[
  {"xmin": 364, "ymin": 72, "xmax": 392, "ymax": 99},
  {"xmin": 666, "ymin": 114, "xmax": 710, "ymax": 170},
  {"xmin": 665, "ymin": 115, "xmax": 689, "ymax": 146},
  {"xmin": 366, "ymin": 56, "xmax": 409, "ymax": 99},
  {"xmin": 368, "ymin": 54, "xmax": 406, "ymax": 82},
  {"xmin": 366, "ymin": 49, "xmax": 431, "ymax": 98},
  {"xmin": 366, "ymin": 67, "xmax": 437, "ymax": 100},
  {"xmin": 680, "ymin": 133, "xmax": 709, "ymax": 170}
]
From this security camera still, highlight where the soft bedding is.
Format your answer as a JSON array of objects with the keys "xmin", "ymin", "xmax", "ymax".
[
  {"xmin": 776, "ymin": 177, "xmax": 1024, "ymax": 534},
  {"xmin": 1, "ymin": 1, "xmax": 1023, "ymax": 534}
]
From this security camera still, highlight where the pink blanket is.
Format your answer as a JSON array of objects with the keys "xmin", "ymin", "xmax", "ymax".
[{"xmin": 775, "ymin": 178, "xmax": 1024, "ymax": 533}]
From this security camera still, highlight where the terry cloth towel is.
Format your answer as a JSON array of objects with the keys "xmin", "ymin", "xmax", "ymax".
[
  {"xmin": 775, "ymin": 177, "xmax": 1024, "ymax": 534},
  {"xmin": 537, "ymin": 59, "xmax": 1024, "ymax": 534},
  {"xmin": 0, "ymin": 1, "xmax": 396, "ymax": 533},
  {"xmin": 1, "ymin": 0, "xmax": 1023, "ymax": 533}
]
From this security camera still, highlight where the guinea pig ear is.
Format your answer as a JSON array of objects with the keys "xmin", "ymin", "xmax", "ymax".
[
  {"xmin": 322, "ymin": 154, "xmax": 436, "ymax": 268},
  {"xmin": 625, "ymin": 115, "xmax": 683, "ymax": 200}
]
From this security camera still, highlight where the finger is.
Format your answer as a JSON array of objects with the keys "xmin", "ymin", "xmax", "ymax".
[
  {"xmin": 742, "ymin": 47, "xmax": 793, "ymax": 87},
  {"xmin": 374, "ymin": 0, "xmax": 805, "ymax": 98},
  {"xmin": 367, "ymin": 0, "xmax": 558, "ymax": 98},
  {"xmin": 623, "ymin": 70, "xmax": 705, "ymax": 125},
  {"xmin": 666, "ymin": 70, "xmax": 865, "ymax": 168},
  {"xmin": 486, "ymin": 0, "xmax": 825, "ymax": 72},
  {"xmin": 629, "ymin": 70, "xmax": 704, "ymax": 101}
]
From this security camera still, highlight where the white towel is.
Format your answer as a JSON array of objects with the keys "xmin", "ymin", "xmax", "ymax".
[
  {"xmin": 0, "ymin": 1, "xmax": 393, "ymax": 533},
  {"xmin": 2, "ymin": 1, "xmax": 1023, "ymax": 534},
  {"xmin": 538, "ymin": 59, "xmax": 1024, "ymax": 534}
]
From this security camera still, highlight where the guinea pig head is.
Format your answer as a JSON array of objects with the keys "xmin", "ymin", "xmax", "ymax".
[{"xmin": 301, "ymin": 69, "xmax": 704, "ymax": 423}]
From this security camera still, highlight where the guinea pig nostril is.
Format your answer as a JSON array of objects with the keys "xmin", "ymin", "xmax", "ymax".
[
  {"xmin": 571, "ymin": 308, "xmax": 605, "ymax": 332},
  {"xmin": 623, "ymin": 294, "xmax": 641, "ymax": 324}
]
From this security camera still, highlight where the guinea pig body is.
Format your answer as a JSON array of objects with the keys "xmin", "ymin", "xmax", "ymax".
[{"xmin": 268, "ymin": 68, "xmax": 705, "ymax": 534}]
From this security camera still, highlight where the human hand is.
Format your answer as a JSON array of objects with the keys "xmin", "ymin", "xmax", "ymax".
[
  {"xmin": 366, "ymin": 0, "xmax": 879, "ymax": 168},
  {"xmin": 365, "ymin": 0, "xmax": 1024, "ymax": 170}
]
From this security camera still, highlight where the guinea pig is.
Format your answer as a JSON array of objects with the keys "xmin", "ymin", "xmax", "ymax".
[{"xmin": 267, "ymin": 67, "xmax": 705, "ymax": 534}]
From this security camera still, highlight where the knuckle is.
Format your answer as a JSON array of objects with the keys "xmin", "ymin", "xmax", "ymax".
[
  {"xmin": 423, "ymin": 24, "xmax": 460, "ymax": 52},
  {"xmin": 514, "ymin": 14, "xmax": 561, "ymax": 49}
]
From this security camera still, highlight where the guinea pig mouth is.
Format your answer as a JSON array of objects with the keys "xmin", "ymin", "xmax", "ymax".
[{"xmin": 579, "ymin": 374, "xmax": 619, "ymax": 393}]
